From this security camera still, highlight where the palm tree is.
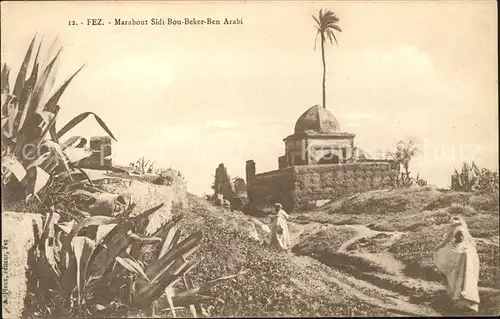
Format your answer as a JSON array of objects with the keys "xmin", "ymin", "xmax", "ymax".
[{"xmin": 313, "ymin": 8, "xmax": 342, "ymax": 109}]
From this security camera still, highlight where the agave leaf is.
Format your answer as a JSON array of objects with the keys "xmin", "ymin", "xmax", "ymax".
[
  {"xmin": 31, "ymin": 37, "xmax": 43, "ymax": 79},
  {"xmin": 64, "ymin": 146, "xmax": 93, "ymax": 163},
  {"xmin": 165, "ymin": 290, "xmax": 177, "ymax": 318},
  {"xmin": 130, "ymin": 215, "xmax": 182, "ymax": 262},
  {"xmin": 40, "ymin": 36, "xmax": 59, "ymax": 71},
  {"xmin": 66, "ymin": 215, "xmax": 117, "ymax": 249},
  {"xmin": 28, "ymin": 48, "xmax": 62, "ymax": 118},
  {"xmin": 86, "ymin": 216, "xmax": 135, "ymax": 280},
  {"xmin": 175, "ymin": 270, "xmax": 248, "ymax": 299},
  {"xmin": 48, "ymin": 105, "xmax": 60, "ymax": 142},
  {"xmin": 13, "ymin": 36, "xmax": 36, "ymax": 99},
  {"xmin": 114, "ymin": 203, "xmax": 137, "ymax": 223},
  {"xmin": 71, "ymin": 236, "xmax": 97, "ymax": 305},
  {"xmin": 44, "ymin": 64, "xmax": 85, "ymax": 113},
  {"xmin": 57, "ymin": 112, "xmax": 117, "ymax": 141},
  {"xmin": 145, "ymin": 231, "xmax": 202, "ymax": 281},
  {"xmin": 132, "ymin": 203, "xmax": 165, "ymax": 228},
  {"xmin": 0, "ymin": 63, "xmax": 10, "ymax": 94},
  {"xmin": 178, "ymin": 258, "xmax": 203, "ymax": 279},
  {"xmin": 22, "ymin": 166, "xmax": 50, "ymax": 196},
  {"xmin": 14, "ymin": 88, "xmax": 32, "ymax": 134},
  {"xmin": 133, "ymin": 257, "xmax": 187, "ymax": 308},
  {"xmin": 128, "ymin": 232, "xmax": 163, "ymax": 244},
  {"xmin": 61, "ymin": 136, "xmax": 86, "ymax": 149},
  {"xmin": 116, "ymin": 253, "xmax": 150, "ymax": 283},
  {"xmin": 3, "ymin": 98, "xmax": 19, "ymax": 137},
  {"xmin": 1, "ymin": 155, "xmax": 27, "ymax": 181},
  {"xmin": 159, "ymin": 227, "xmax": 181, "ymax": 259},
  {"xmin": 25, "ymin": 152, "xmax": 51, "ymax": 171},
  {"xmin": 56, "ymin": 220, "xmax": 76, "ymax": 234},
  {"xmin": 95, "ymin": 223, "xmax": 117, "ymax": 245},
  {"xmin": 1, "ymin": 63, "xmax": 11, "ymax": 93},
  {"xmin": 40, "ymin": 210, "xmax": 62, "ymax": 277},
  {"xmin": 39, "ymin": 140, "xmax": 72, "ymax": 178},
  {"xmin": 16, "ymin": 50, "xmax": 40, "ymax": 132},
  {"xmin": 1, "ymin": 94, "xmax": 15, "ymax": 126},
  {"xmin": 182, "ymin": 273, "xmax": 202, "ymax": 317},
  {"xmin": 35, "ymin": 110, "xmax": 59, "ymax": 149}
]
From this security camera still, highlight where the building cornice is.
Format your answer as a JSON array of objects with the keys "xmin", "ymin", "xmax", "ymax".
[{"xmin": 284, "ymin": 131, "xmax": 356, "ymax": 141}]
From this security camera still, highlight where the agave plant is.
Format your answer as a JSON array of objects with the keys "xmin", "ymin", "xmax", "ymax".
[
  {"xmin": 132, "ymin": 157, "xmax": 155, "ymax": 175},
  {"xmin": 30, "ymin": 201, "xmax": 245, "ymax": 317},
  {"xmin": 415, "ymin": 173, "xmax": 428, "ymax": 187},
  {"xmin": 1, "ymin": 35, "xmax": 116, "ymax": 203},
  {"xmin": 451, "ymin": 162, "xmax": 498, "ymax": 192}
]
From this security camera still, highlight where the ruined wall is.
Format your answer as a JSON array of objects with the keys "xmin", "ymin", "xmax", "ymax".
[
  {"xmin": 247, "ymin": 168, "xmax": 296, "ymax": 211},
  {"xmin": 292, "ymin": 162, "xmax": 398, "ymax": 209}
]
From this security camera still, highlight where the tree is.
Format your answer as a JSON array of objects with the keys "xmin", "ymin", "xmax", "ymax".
[
  {"xmin": 387, "ymin": 139, "xmax": 420, "ymax": 188},
  {"xmin": 312, "ymin": 8, "xmax": 342, "ymax": 109}
]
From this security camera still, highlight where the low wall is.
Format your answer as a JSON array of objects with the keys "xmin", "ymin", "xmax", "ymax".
[
  {"xmin": 2, "ymin": 212, "xmax": 43, "ymax": 319},
  {"xmin": 292, "ymin": 162, "xmax": 397, "ymax": 209},
  {"xmin": 248, "ymin": 168, "xmax": 296, "ymax": 211},
  {"xmin": 97, "ymin": 175, "xmax": 188, "ymax": 235},
  {"xmin": 247, "ymin": 161, "xmax": 397, "ymax": 212}
]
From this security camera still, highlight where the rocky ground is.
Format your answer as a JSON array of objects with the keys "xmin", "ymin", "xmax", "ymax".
[
  {"xmin": 152, "ymin": 186, "xmax": 500, "ymax": 317},
  {"xmin": 289, "ymin": 188, "xmax": 500, "ymax": 316},
  {"xmin": 148, "ymin": 187, "xmax": 499, "ymax": 317}
]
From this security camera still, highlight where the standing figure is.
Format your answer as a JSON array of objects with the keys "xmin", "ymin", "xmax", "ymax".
[
  {"xmin": 214, "ymin": 163, "xmax": 235, "ymax": 201},
  {"xmin": 434, "ymin": 215, "xmax": 480, "ymax": 313},
  {"xmin": 270, "ymin": 203, "xmax": 291, "ymax": 251}
]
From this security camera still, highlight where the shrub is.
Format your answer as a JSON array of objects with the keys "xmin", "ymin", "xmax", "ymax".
[{"xmin": 447, "ymin": 203, "xmax": 476, "ymax": 217}]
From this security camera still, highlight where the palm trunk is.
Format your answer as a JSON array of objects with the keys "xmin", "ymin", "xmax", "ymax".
[{"xmin": 321, "ymin": 34, "xmax": 326, "ymax": 108}]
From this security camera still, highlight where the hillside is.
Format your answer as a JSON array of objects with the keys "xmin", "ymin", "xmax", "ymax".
[
  {"xmin": 292, "ymin": 187, "xmax": 500, "ymax": 316},
  {"xmin": 175, "ymin": 187, "xmax": 499, "ymax": 317},
  {"xmin": 124, "ymin": 185, "xmax": 496, "ymax": 317}
]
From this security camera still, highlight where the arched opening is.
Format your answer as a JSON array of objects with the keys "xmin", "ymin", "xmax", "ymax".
[{"xmin": 318, "ymin": 152, "xmax": 340, "ymax": 165}]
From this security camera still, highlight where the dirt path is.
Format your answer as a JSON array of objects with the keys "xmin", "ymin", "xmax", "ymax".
[
  {"xmin": 287, "ymin": 249, "xmax": 439, "ymax": 316},
  {"xmin": 286, "ymin": 218, "xmax": 500, "ymax": 316},
  {"xmin": 286, "ymin": 221, "xmax": 441, "ymax": 316}
]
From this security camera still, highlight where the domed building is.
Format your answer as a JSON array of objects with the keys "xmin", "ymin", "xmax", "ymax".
[
  {"xmin": 245, "ymin": 105, "xmax": 398, "ymax": 213},
  {"xmin": 279, "ymin": 105, "xmax": 356, "ymax": 168}
]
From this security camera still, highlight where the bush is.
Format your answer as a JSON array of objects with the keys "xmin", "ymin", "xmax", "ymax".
[{"xmin": 447, "ymin": 203, "xmax": 476, "ymax": 217}]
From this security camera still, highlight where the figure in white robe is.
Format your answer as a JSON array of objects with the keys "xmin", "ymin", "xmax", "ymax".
[
  {"xmin": 270, "ymin": 203, "xmax": 291, "ymax": 251},
  {"xmin": 433, "ymin": 215, "xmax": 480, "ymax": 313}
]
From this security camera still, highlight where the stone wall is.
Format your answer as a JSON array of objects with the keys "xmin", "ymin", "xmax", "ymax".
[
  {"xmin": 97, "ymin": 175, "xmax": 188, "ymax": 235},
  {"xmin": 247, "ymin": 161, "xmax": 398, "ymax": 212},
  {"xmin": 247, "ymin": 167, "xmax": 296, "ymax": 211},
  {"xmin": 292, "ymin": 162, "xmax": 397, "ymax": 209},
  {"xmin": 2, "ymin": 212, "xmax": 43, "ymax": 319}
]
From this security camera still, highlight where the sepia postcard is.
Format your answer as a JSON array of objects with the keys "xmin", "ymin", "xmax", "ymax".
[{"xmin": 1, "ymin": 0, "xmax": 498, "ymax": 318}]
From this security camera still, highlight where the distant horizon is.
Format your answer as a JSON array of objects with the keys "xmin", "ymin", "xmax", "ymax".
[{"xmin": 2, "ymin": 1, "xmax": 498, "ymax": 197}]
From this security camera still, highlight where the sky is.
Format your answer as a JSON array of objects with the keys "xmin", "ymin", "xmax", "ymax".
[{"xmin": 1, "ymin": 1, "xmax": 498, "ymax": 196}]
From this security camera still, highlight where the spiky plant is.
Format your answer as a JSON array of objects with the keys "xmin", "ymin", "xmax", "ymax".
[
  {"xmin": 28, "ymin": 201, "xmax": 246, "ymax": 317},
  {"xmin": 1, "ymin": 35, "xmax": 117, "ymax": 203},
  {"xmin": 451, "ymin": 162, "xmax": 498, "ymax": 192}
]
